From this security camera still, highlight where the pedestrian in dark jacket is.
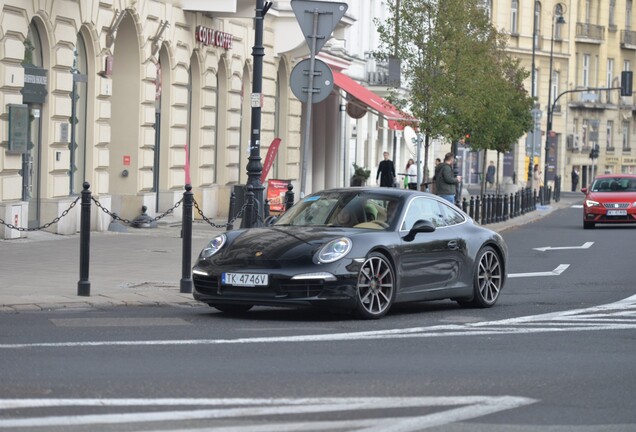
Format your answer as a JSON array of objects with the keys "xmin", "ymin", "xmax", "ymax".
[
  {"xmin": 434, "ymin": 152, "xmax": 462, "ymax": 204},
  {"xmin": 376, "ymin": 152, "xmax": 396, "ymax": 187}
]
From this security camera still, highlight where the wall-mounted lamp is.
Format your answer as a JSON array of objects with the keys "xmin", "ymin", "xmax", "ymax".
[
  {"xmin": 105, "ymin": 9, "xmax": 128, "ymax": 50},
  {"xmin": 151, "ymin": 20, "xmax": 170, "ymax": 57}
]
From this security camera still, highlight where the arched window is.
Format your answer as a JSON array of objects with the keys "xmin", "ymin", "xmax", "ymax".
[{"xmin": 70, "ymin": 33, "xmax": 89, "ymax": 195}]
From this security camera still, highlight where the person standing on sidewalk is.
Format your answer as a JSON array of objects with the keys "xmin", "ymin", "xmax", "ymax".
[
  {"xmin": 486, "ymin": 161, "xmax": 496, "ymax": 189},
  {"xmin": 376, "ymin": 152, "xmax": 396, "ymax": 187},
  {"xmin": 434, "ymin": 152, "xmax": 462, "ymax": 204},
  {"xmin": 571, "ymin": 167, "xmax": 579, "ymax": 192},
  {"xmin": 405, "ymin": 158, "xmax": 417, "ymax": 190}
]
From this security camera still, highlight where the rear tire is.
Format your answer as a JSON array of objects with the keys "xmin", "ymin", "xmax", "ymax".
[
  {"xmin": 456, "ymin": 246, "xmax": 502, "ymax": 308},
  {"xmin": 583, "ymin": 221, "xmax": 595, "ymax": 229},
  {"xmin": 209, "ymin": 303, "xmax": 253, "ymax": 313}
]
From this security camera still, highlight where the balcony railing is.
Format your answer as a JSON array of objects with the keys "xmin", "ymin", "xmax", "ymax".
[
  {"xmin": 576, "ymin": 23, "xmax": 605, "ymax": 42},
  {"xmin": 621, "ymin": 30, "xmax": 636, "ymax": 49}
]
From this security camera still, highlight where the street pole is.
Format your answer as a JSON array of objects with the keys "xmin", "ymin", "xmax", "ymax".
[
  {"xmin": 543, "ymin": 13, "xmax": 565, "ymax": 202},
  {"xmin": 529, "ymin": 0, "xmax": 538, "ymax": 189},
  {"xmin": 242, "ymin": 0, "xmax": 271, "ymax": 228}
]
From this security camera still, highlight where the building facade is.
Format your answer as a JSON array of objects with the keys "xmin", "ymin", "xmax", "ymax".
[
  {"xmin": 489, "ymin": 0, "xmax": 636, "ymax": 191},
  {"xmin": 0, "ymin": 0, "xmax": 409, "ymax": 239}
]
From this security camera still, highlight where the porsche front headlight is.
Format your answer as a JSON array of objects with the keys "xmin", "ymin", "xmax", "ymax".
[
  {"xmin": 201, "ymin": 234, "xmax": 226, "ymax": 258},
  {"xmin": 317, "ymin": 237, "xmax": 352, "ymax": 264}
]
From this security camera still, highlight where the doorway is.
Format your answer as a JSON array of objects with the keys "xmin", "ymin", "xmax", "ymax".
[{"xmin": 23, "ymin": 104, "xmax": 42, "ymax": 228}]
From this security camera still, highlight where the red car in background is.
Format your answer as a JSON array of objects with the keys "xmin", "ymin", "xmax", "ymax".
[{"xmin": 582, "ymin": 174, "xmax": 636, "ymax": 229}]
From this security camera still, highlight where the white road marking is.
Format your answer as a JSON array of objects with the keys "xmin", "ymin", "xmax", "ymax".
[
  {"xmin": 1, "ymin": 294, "xmax": 636, "ymax": 349},
  {"xmin": 508, "ymin": 264, "xmax": 570, "ymax": 278},
  {"xmin": 0, "ymin": 396, "xmax": 536, "ymax": 430},
  {"xmin": 533, "ymin": 241, "xmax": 594, "ymax": 252},
  {"xmin": 571, "ymin": 204, "xmax": 583, "ymax": 208}
]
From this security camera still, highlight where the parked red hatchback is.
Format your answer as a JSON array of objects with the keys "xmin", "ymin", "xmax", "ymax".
[{"xmin": 581, "ymin": 174, "xmax": 636, "ymax": 229}]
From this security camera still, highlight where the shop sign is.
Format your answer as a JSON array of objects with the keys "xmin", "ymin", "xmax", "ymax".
[
  {"xmin": 21, "ymin": 65, "xmax": 48, "ymax": 104},
  {"xmin": 195, "ymin": 26, "xmax": 233, "ymax": 49},
  {"xmin": 7, "ymin": 104, "xmax": 29, "ymax": 154},
  {"xmin": 622, "ymin": 157, "xmax": 636, "ymax": 165},
  {"xmin": 606, "ymin": 156, "xmax": 620, "ymax": 164}
]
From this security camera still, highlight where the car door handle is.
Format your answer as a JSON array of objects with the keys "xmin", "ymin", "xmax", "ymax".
[{"xmin": 447, "ymin": 240, "xmax": 458, "ymax": 250}]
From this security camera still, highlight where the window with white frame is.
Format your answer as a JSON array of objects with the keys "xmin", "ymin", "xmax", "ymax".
[
  {"xmin": 551, "ymin": 70, "xmax": 559, "ymax": 108},
  {"xmin": 585, "ymin": 0, "xmax": 591, "ymax": 24},
  {"xmin": 610, "ymin": 0, "xmax": 616, "ymax": 28},
  {"xmin": 607, "ymin": 120, "xmax": 614, "ymax": 149},
  {"xmin": 582, "ymin": 119, "xmax": 589, "ymax": 147},
  {"xmin": 628, "ymin": 0, "xmax": 633, "ymax": 30},
  {"xmin": 623, "ymin": 121, "xmax": 630, "ymax": 149},
  {"xmin": 583, "ymin": 54, "xmax": 590, "ymax": 87},
  {"xmin": 511, "ymin": 0, "xmax": 518, "ymax": 34},
  {"xmin": 607, "ymin": 59, "xmax": 614, "ymax": 103}
]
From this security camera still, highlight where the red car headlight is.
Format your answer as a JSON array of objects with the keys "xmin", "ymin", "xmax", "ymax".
[{"xmin": 585, "ymin": 199, "xmax": 601, "ymax": 208}]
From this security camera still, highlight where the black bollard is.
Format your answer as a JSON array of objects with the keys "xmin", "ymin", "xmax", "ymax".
[
  {"xmin": 77, "ymin": 182, "xmax": 91, "ymax": 296},
  {"xmin": 264, "ymin": 199, "xmax": 270, "ymax": 219},
  {"xmin": 469, "ymin": 196, "xmax": 475, "ymax": 219},
  {"xmin": 475, "ymin": 195, "xmax": 481, "ymax": 223},
  {"xmin": 227, "ymin": 191, "xmax": 236, "ymax": 231},
  {"xmin": 462, "ymin": 197, "xmax": 468, "ymax": 213},
  {"xmin": 245, "ymin": 184, "xmax": 255, "ymax": 227},
  {"xmin": 285, "ymin": 183, "xmax": 295, "ymax": 211},
  {"xmin": 180, "ymin": 184, "xmax": 193, "ymax": 294}
]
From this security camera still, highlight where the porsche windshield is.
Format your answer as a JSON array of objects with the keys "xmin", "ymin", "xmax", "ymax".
[{"xmin": 274, "ymin": 192, "xmax": 397, "ymax": 228}]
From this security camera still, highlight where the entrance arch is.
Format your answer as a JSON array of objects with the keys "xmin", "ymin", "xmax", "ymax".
[{"xmin": 110, "ymin": 12, "xmax": 141, "ymax": 216}]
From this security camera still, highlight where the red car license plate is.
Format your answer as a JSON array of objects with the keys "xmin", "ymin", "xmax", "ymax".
[{"xmin": 607, "ymin": 210, "xmax": 627, "ymax": 216}]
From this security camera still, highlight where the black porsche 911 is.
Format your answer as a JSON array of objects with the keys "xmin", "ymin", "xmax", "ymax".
[{"xmin": 192, "ymin": 188, "xmax": 507, "ymax": 319}]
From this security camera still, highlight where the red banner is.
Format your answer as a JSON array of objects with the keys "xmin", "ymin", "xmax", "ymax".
[{"xmin": 260, "ymin": 138, "xmax": 282, "ymax": 183}]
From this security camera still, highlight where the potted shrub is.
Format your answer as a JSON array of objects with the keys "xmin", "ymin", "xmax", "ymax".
[{"xmin": 350, "ymin": 163, "xmax": 371, "ymax": 186}]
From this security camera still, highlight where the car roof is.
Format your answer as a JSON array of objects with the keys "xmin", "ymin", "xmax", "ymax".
[
  {"xmin": 315, "ymin": 187, "xmax": 430, "ymax": 198},
  {"xmin": 594, "ymin": 174, "xmax": 636, "ymax": 179}
]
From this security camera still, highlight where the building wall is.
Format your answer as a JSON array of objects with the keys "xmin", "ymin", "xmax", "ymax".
[
  {"xmin": 494, "ymin": 0, "xmax": 636, "ymax": 191},
  {"xmin": 0, "ymin": 0, "xmax": 303, "ymax": 238}
]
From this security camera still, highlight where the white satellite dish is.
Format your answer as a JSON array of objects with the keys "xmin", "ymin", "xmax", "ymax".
[{"xmin": 403, "ymin": 125, "xmax": 417, "ymax": 144}]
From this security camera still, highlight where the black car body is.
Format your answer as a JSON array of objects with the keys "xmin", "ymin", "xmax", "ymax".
[{"xmin": 193, "ymin": 188, "xmax": 507, "ymax": 319}]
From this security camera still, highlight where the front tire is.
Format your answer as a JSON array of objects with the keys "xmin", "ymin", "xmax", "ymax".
[
  {"xmin": 209, "ymin": 303, "xmax": 253, "ymax": 313},
  {"xmin": 458, "ymin": 246, "xmax": 502, "ymax": 308},
  {"xmin": 354, "ymin": 252, "xmax": 396, "ymax": 319}
]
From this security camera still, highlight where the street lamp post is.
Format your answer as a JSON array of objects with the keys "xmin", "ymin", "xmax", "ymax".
[
  {"xmin": 543, "ymin": 10, "xmax": 566, "ymax": 203},
  {"xmin": 242, "ymin": 0, "xmax": 272, "ymax": 228},
  {"xmin": 529, "ymin": 0, "xmax": 539, "ymax": 189}
]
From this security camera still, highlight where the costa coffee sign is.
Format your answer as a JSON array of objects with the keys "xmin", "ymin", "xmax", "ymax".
[{"xmin": 195, "ymin": 25, "xmax": 233, "ymax": 49}]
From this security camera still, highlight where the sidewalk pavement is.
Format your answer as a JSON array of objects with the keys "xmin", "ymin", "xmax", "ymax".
[{"xmin": 0, "ymin": 192, "xmax": 582, "ymax": 313}]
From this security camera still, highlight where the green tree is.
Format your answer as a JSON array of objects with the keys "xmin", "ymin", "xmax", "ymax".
[{"xmin": 376, "ymin": 0, "xmax": 532, "ymax": 188}]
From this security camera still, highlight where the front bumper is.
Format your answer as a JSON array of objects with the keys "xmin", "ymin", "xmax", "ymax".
[
  {"xmin": 583, "ymin": 206, "xmax": 636, "ymax": 224},
  {"xmin": 192, "ymin": 260, "xmax": 361, "ymax": 309}
]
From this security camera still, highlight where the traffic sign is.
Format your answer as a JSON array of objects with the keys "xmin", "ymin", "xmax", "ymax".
[
  {"xmin": 291, "ymin": 0, "xmax": 348, "ymax": 55},
  {"xmin": 290, "ymin": 58, "xmax": 334, "ymax": 104}
]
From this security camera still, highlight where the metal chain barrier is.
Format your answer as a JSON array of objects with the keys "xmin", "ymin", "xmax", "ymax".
[
  {"xmin": 193, "ymin": 198, "xmax": 248, "ymax": 229},
  {"xmin": 91, "ymin": 196, "xmax": 183, "ymax": 225},
  {"xmin": 0, "ymin": 196, "xmax": 80, "ymax": 232}
]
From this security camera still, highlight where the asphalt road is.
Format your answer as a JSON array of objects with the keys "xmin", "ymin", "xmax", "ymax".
[{"xmin": 1, "ymin": 204, "xmax": 635, "ymax": 431}]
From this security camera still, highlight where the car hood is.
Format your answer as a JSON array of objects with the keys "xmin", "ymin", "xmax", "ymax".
[
  {"xmin": 586, "ymin": 191, "xmax": 636, "ymax": 202},
  {"xmin": 204, "ymin": 226, "xmax": 364, "ymax": 268}
]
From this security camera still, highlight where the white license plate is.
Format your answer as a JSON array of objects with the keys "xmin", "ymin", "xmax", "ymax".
[
  {"xmin": 222, "ymin": 272, "xmax": 268, "ymax": 287},
  {"xmin": 607, "ymin": 210, "xmax": 627, "ymax": 216}
]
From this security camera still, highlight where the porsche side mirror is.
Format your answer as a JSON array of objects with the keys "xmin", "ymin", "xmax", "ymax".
[
  {"xmin": 581, "ymin": 187, "xmax": 587, "ymax": 194},
  {"xmin": 403, "ymin": 219, "xmax": 436, "ymax": 242},
  {"xmin": 264, "ymin": 215, "xmax": 278, "ymax": 226}
]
